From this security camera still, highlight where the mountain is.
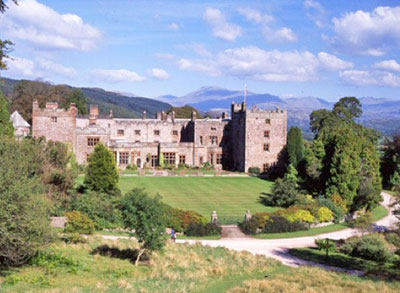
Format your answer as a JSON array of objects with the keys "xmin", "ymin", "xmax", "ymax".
[
  {"xmin": 159, "ymin": 86, "xmax": 400, "ymax": 138},
  {"xmin": 0, "ymin": 77, "xmax": 172, "ymax": 119}
]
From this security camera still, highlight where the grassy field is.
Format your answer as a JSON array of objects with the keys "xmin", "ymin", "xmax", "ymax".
[
  {"xmin": 118, "ymin": 176, "xmax": 277, "ymax": 220},
  {"xmin": 254, "ymin": 205, "xmax": 389, "ymax": 239},
  {"xmin": 1, "ymin": 238, "xmax": 399, "ymax": 292}
]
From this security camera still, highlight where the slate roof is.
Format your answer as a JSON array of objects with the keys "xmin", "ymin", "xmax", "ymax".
[{"xmin": 10, "ymin": 111, "xmax": 30, "ymax": 128}]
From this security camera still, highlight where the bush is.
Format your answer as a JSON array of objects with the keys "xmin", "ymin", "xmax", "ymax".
[
  {"xmin": 164, "ymin": 204, "xmax": 207, "ymax": 232},
  {"xmin": 385, "ymin": 233, "xmax": 400, "ymax": 248},
  {"xmin": 239, "ymin": 217, "xmax": 259, "ymax": 235},
  {"xmin": 185, "ymin": 222, "xmax": 222, "ymax": 236},
  {"xmin": 341, "ymin": 234, "xmax": 393, "ymax": 263},
  {"xmin": 318, "ymin": 197, "xmax": 345, "ymax": 223},
  {"xmin": 263, "ymin": 216, "xmax": 308, "ymax": 233},
  {"xmin": 65, "ymin": 211, "xmax": 95, "ymax": 235},
  {"xmin": 248, "ymin": 167, "xmax": 261, "ymax": 175},
  {"xmin": 316, "ymin": 207, "xmax": 334, "ymax": 222},
  {"xmin": 0, "ymin": 139, "xmax": 53, "ymax": 267},
  {"xmin": 126, "ymin": 164, "xmax": 138, "ymax": 171},
  {"xmin": 286, "ymin": 209, "xmax": 315, "ymax": 223},
  {"xmin": 71, "ymin": 191, "xmax": 122, "ymax": 229}
]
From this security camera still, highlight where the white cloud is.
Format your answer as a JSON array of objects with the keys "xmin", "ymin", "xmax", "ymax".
[
  {"xmin": 264, "ymin": 26, "xmax": 297, "ymax": 42},
  {"xmin": 204, "ymin": 8, "xmax": 242, "ymax": 41},
  {"xmin": 237, "ymin": 7, "xmax": 274, "ymax": 23},
  {"xmin": 317, "ymin": 52, "xmax": 353, "ymax": 71},
  {"xmin": 0, "ymin": 0, "xmax": 101, "ymax": 51},
  {"xmin": 150, "ymin": 68, "xmax": 170, "ymax": 80},
  {"xmin": 340, "ymin": 70, "xmax": 400, "ymax": 87},
  {"xmin": 304, "ymin": 0, "xmax": 326, "ymax": 27},
  {"xmin": 178, "ymin": 47, "xmax": 352, "ymax": 82},
  {"xmin": 6, "ymin": 56, "xmax": 76, "ymax": 78},
  {"xmin": 330, "ymin": 6, "xmax": 400, "ymax": 56},
  {"xmin": 189, "ymin": 43, "xmax": 212, "ymax": 57},
  {"xmin": 155, "ymin": 53, "xmax": 175, "ymax": 60},
  {"xmin": 91, "ymin": 69, "xmax": 145, "ymax": 83},
  {"xmin": 372, "ymin": 59, "xmax": 400, "ymax": 72},
  {"xmin": 168, "ymin": 23, "xmax": 180, "ymax": 31}
]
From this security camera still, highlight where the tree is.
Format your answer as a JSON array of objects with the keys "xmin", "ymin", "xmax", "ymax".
[
  {"xmin": 119, "ymin": 189, "xmax": 166, "ymax": 265},
  {"xmin": 0, "ymin": 138, "xmax": 52, "ymax": 267},
  {"xmin": 61, "ymin": 89, "xmax": 88, "ymax": 115},
  {"xmin": 333, "ymin": 97, "xmax": 362, "ymax": 121},
  {"xmin": 287, "ymin": 127, "xmax": 305, "ymax": 169},
  {"xmin": 0, "ymin": 0, "xmax": 16, "ymax": 70},
  {"xmin": 381, "ymin": 135, "xmax": 400, "ymax": 188},
  {"xmin": 84, "ymin": 143, "xmax": 119, "ymax": 193},
  {"xmin": 262, "ymin": 164, "xmax": 300, "ymax": 207},
  {"xmin": 0, "ymin": 90, "xmax": 13, "ymax": 137},
  {"xmin": 167, "ymin": 105, "xmax": 203, "ymax": 119}
]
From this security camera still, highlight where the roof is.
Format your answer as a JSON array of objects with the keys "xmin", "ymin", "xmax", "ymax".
[{"xmin": 10, "ymin": 111, "xmax": 30, "ymax": 128}]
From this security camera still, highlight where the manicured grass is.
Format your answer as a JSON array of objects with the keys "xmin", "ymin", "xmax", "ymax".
[
  {"xmin": 118, "ymin": 176, "xmax": 277, "ymax": 219},
  {"xmin": 254, "ymin": 204, "xmax": 388, "ymax": 239},
  {"xmin": 289, "ymin": 247, "xmax": 400, "ymax": 280}
]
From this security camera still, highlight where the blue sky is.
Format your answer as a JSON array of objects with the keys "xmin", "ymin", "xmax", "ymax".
[{"xmin": 1, "ymin": 0, "xmax": 400, "ymax": 101}]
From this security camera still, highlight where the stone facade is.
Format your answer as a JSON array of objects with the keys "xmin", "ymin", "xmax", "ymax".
[{"xmin": 32, "ymin": 100, "xmax": 287, "ymax": 172}]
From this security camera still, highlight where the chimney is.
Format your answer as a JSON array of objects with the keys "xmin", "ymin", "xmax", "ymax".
[
  {"xmin": 90, "ymin": 105, "xmax": 99, "ymax": 117},
  {"xmin": 171, "ymin": 110, "xmax": 175, "ymax": 122},
  {"xmin": 156, "ymin": 112, "xmax": 162, "ymax": 120},
  {"xmin": 161, "ymin": 111, "xmax": 166, "ymax": 121},
  {"xmin": 142, "ymin": 110, "xmax": 147, "ymax": 120},
  {"xmin": 33, "ymin": 100, "xmax": 39, "ymax": 110},
  {"xmin": 191, "ymin": 111, "xmax": 197, "ymax": 121},
  {"xmin": 109, "ymin": 109, "xmax": 113, "ymax": 118}
]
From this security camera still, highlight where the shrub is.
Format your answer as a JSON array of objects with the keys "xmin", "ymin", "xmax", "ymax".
[
  {"xmin": 0, "ymin": 139, "xmax": 53, "ymax": 267},
  {"xmin": 71, "ymin": 191, "xmax": 122, "ymax": 229},
  {"xmin": 316, "ymin": 207, "xmax": 334, "ymax": 222},
  {"xmin": 341, "ymin": 234, "xmax": 393, "ymax": 263},
  {"xmin": 126, "ymin": 164, "xmax": 138, "ymax": 171},
  {"xmin": 318, "ymin": 197, "xmax": 345, "ymax": 223},
  {"xmin": 238, "ymin": 217, "xmax": 260, "ymax": 235},
  {"xmin": 385, "ymin": 233, "xmax": 400, "ymax": 248},
  {"xmin": 65, "ymin": 211, "xmax": 95, "ymax": 235},
  {"xmin": 248, "ymin": 167, "xmax": 261, "ymax": 175},
  {"xmin": 286, "ymin": 209, "xmax": 315, "ymax": 223},
  {"xmin": 185, "ymin": 222, "xmax": 222, "ymax": 236},
  {"xmin": 315, "ymin": 238, "xmax": 337, "ymax": 257},
  {"xmin": 263, "ymin": 216, "xmax": 308, "ymax": 233},
  {"xmin": 164, "ymin": 205, "xmax": 207, "ymax": 232}
]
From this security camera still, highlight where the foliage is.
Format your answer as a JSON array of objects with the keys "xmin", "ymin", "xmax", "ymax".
[
  {"xmin": 390, "ymin": 170, "xmax": 400, "ymax": 191},
  {"xmin": 0, "ymin": 139, "xmax": 53, "ymax": 267},
  {"xmin": 126, "ymin": 164, "xmax": 138, "ymax": 171},
  {"xmin": 316, "ymin": 207, "xmax": 334, "ymax": 222},
  {"xmin": 262, "ymin": 164, "xmax": 300, "ymax": 207},
  {"xmin": 248, "ymin": 167, "xmax": 261, "ymax": 175},
  {"xmin": 264, "ymin": 216, "xmax": 308, "ymax": 233},
  {"xmin": 163, "ymin": 204, "xmax": 207, "ymax": 232},
  {"xmin": 381, "ymin": 135, "xmax": 400, "ymax": 188},
  {"xmin": 65, "ymin": 211, "xmax": 95, "ymax": 235},
  {"xmin": 84, "ymin": 143, "xmax": 119, "ymax": 193},
  {"xmin": 0, "ymin": 39, "xmax": 13, "ymax": 70},
  {"xmin": 385, "ymin": 233, "xmax": 400, "ymax": 248},
  {"xmin": 60, "ymin": 89, "xmax": 88, "ymax": 115},
  {"xmin": 332, "ymin": 96, "xmax": 362, "ymax": 121},
  {"xmin": 119, "ymin": 189, "xmax": 166, "ymax": 264},
  {"xmin": 350, "ymin": 212, "xmax": 373, "ymax": 234},
  {"xmin": 317, "ymin": 198, "xmax": 344, "ymax": 223},
  {"xmin": 185, "ymin": 222, "xmax": 222, "ymax": 237},
  {"xmin": 340, "ymin": 234, "xmax": 393, "ymax": 263},
  {"xmin": 0, "ymin": 90, "xmax": 14, "ymax": 137},
  {"xmin": 167, "ymin": 105, "xmax": 203, "ymax": 119},
  {"xmin": 315, "ymin": 238, "xmax": 337, "ymax": 258},
  {"xmin": 287, "ymin": 127, "xmax": 305, "ymax": 169},
  {"xmin": 71, "ymin": 191, "xmax": 122, "ymax": 229},
  {"xmin": 286, "ymin": 209, "xmax": 315, "ymax": 223}
]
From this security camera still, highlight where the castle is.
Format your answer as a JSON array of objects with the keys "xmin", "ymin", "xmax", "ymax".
[{"xmin": 32, "ymin": 100, "xmax": 287, "ymax": 172}]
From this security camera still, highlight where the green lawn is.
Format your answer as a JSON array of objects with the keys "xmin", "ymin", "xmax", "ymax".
[{"xmin": 118, "ymin": 177, "xmax": 276, "ymax": 220}]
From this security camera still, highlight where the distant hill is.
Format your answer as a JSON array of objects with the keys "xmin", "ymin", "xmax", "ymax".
[
  {"xmin": 167, "ymin": 105, "xmax": 203, "ymax": 119},
  {"xmin": 0, "ymin": 77, "xmax": 171, "ymax": 119}
]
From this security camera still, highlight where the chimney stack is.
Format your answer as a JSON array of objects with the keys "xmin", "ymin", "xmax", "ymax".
[
  {"xmin": 142, "ymin": 110, "xmax": 147, "ymax": 119},
  {"xmin": 191, "ymin": 111, "xmax": 197, "ymax": 121}
]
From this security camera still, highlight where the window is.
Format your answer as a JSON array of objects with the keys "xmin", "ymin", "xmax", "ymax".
[
  {"xmin": 163, "ymin": 152, "xmax": 176, "ymax": 165},
  {"xmin": 135, "ymin": 140, "xmax": 140, "ymax": 143},
  {"xmin": 173, "ymin": 130, "xmax": 178, "ymax": 136},
  {"xmin": 210, "ymin": 136, "xmax": 218, "ymax": 145},
  {"xmin": 263, "ymin": 143, "xmax": 270, "ymax": 151},
  {"xmin": 119, "ymin": 152, "xmax": 129, "ymax": 165},
  {"xmin": 151, "ymin": 155, "xmax": 158, "ymax": 167},
  {"xmin": 263, "ymin": 163, "xmax": 270, "ymax": 172},
  {"xmin": 86, "ymin": 153, "xmax": 90, "ymax": 162},
  {"xmin": 211, "ymin": 127, "xmax": 216, "ymax": 131},
  {"xmin": 199, "ymin": 136, "xmax": 203, "ymax": 145},
  {"xmin": 210, "ymin": 153, "xmax": 214, "ymax": 164},
  {"xmin": 87, "ymin": 137, "xmax": 100, "ymax": 147},
  {"xmin": 265, "ymin": 119, "xmax": 271, "ymax": 124},
  {"xmin": 199, "ymin": 156, "xmax": 203, "ymax": 164},
  {"xmin": 179, "ymin": 155, "xmax": 186, "ymax": 164},
  {"xmin": 264, "ymin": 130, "xmax": 270, "ymax": 138},
  {"xmin": 216, "ymin": 154, "xmax": 223, "ymax": 164},
  {"xmin": 51, "ymin": 116, "xmax": 57, "ymax": 123},
  {"xmin": 154, "ymin": 130, "xmax": 160, "ymax": 136},
  {"xmin": 135, "ymin": 130, "xmax": 141, "ymax": 135},
  {"xmin": 117, "ymin": 129, "xmax": 124, "ymax": 136}
]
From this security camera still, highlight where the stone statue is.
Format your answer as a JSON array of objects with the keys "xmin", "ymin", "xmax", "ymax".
[{"xmin": 245, "ymin": 210, "xmax": 252, "ymax": 221}]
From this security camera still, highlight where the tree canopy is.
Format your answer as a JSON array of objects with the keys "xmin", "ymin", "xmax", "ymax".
[
  {"xmin": 0, "ymin": 90, "xmax": 14, "ymax": 138},
  {"xmin": 287, "ymin": 127, "xmax": 305, "ymax": 169},
  {"xmin": 167, "ymin": 105, "xmax": 203, "ymax": 119}
]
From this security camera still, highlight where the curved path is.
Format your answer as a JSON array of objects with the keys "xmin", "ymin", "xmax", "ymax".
[{"xmin": 177, "ymin": 192, "xmax": 397, "ymax": 268}]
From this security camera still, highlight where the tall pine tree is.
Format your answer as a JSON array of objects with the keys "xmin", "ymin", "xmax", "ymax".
[{"xmin": 287, "ymin": 127, "xmax": 305, "ymax": 169}]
